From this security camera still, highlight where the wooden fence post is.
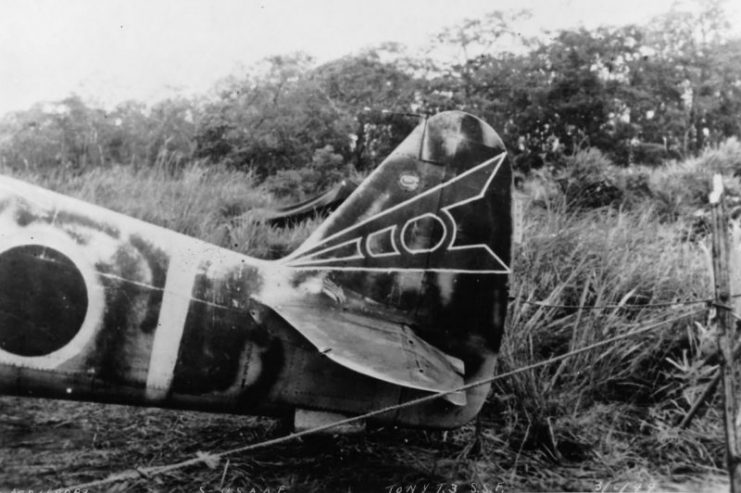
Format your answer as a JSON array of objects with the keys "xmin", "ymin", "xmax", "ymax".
[{"xmin": 710, "ymin": 173, "xmax": 741, "ymax": 492}]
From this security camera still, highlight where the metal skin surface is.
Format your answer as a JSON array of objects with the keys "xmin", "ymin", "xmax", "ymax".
[
  {"xmin": 0, "ymin": 111, "xmax": 511, "ymax": 429},
  {"xmin": 262, "ymin": 179, "xmax": 359, "ymax": 226}
]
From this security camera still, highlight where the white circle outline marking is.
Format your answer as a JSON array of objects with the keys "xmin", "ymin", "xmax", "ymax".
[
  {"xmin": 0, "ymin": 226, "xmax": 104, "ymax": 370},
  {"xmin": 400, "ymin": 213, "xmax": 447, "ymax": 254}
]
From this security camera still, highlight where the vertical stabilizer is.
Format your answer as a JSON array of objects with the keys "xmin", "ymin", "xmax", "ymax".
[{"xmin": 281, "ymin": 111, "xmax": 512, "ymax": 399}]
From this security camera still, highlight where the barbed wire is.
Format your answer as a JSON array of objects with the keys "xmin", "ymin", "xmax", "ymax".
[
  {"xmin": 519, "ymin": 298, "xmax": 713, "ymax": 310},
  {"xmin": 514, "ymin": 293, "xmax": 741, "ymax": 310},
  {"xmin": 67, "ymin": 308, "xmax": 707, "ymax": 491}
]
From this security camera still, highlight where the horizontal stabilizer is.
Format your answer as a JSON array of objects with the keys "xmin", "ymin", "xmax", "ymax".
[
  {"xmin": 257, "ymin": 180, "xmax": 359, "ymax": 227},
  {"xmin": 268, "ymin": 299, "xmax": 466, "ymax": 405}
]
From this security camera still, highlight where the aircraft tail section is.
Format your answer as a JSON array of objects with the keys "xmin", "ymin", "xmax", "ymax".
[
  {"xmin": 0, "ymin": 109, "xmax": 512, "ymax": 430},
  {"xmin": 280, "ymin": 111, "xmax": 512, "ymax": 416}
]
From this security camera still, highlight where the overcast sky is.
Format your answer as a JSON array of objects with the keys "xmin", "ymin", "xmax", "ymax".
[{"xmin": 1, "ymin": 0, "xmax": 739, "ymax": 117}]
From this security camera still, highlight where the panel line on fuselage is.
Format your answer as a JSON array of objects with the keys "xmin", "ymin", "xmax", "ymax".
[{"xmin": 96, "ymin": 271, "xmax": 236, "ymax": 311}]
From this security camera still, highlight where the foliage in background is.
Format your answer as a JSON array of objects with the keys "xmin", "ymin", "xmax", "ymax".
[
  {"xmin": 1, "ymin": 2, "xmax": 740, "ymax": 490},
  {"xmin": 0, "ymin": 156, "xmax": 727, "ymax": 490},
  {"xmin": 0, "ymin": 95, "xmax": 198, "ymax": 173},
  {"xmin": 555, "ymin": 148, "xmax": 623, "ymax": 209},
  {"xmin": 1, "ymin": 1, "xmax": 740, "ymax": 195},
  {"xmin": 521, "ymin": 137, "xmax": 741, "ymax": 225},
  {"xmin": 263, "ymin": 144, "xmax": 347, "ymax": 199}
]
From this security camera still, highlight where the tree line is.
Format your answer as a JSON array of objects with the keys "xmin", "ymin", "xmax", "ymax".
[{"xmin": 1, "ymin": 1, "xmax": 739, "ymax": 197}]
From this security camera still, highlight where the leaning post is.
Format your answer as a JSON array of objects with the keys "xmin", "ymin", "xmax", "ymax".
[{"xmin": 709, "ymin": 173, "xmax": 741, "ymax": 492}]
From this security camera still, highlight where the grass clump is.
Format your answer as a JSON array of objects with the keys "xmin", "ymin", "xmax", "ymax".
[
  {"xmin": 556, "ymin": 148, "xmax": 623, "ymax": 210},
  {"xmin": 492, "ymin": 202, "xmax": 720, "ymax": 487},
  {"xmin": 539, "ymin": 138, "xmax": 741, "ymax": 224},
  {"xmin": 0, "ymin": 160, "xmax": 319, "ymax": 259},
  {"xmin": 0, "ymin": 157, "xmax": 731, "ymax": 491},
  {"xmin": 621, "ymin": 138, "xmax": 741, "ymax": 221}
]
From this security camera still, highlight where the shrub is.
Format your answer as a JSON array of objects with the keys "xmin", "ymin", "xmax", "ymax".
[
  {"xmin": 558, "ymin": 148, "xmax": 623, "ymax": 210},
  {"xmin": 616, "ymin": 168, "xmax": 652, "ymax": 209},
  {"xmin": 636, "ymin": 140, "xmax": 741, "ymax": 222},
  {"xmin": 632, "ymin": 142, "xmax": 675, "ymax": 166},
  {"xmin": 264, "ymin": 145, "xmax": 346, "ymax": 199},
  {"xmin": 694, "ymin": 137, "xmax": 741, "ymax": 176}
]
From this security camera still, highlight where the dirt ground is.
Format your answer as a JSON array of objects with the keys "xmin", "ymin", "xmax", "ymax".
[
  {"xmin": 0, "ymin": 395, "xmax": 503, "ymax": 492},
  {"xmin": 0, "ymin": 395, "xmax": 733, "ymax": 493}
]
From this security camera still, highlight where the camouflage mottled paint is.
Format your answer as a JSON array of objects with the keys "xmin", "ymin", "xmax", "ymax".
[
  {"xmin": 283, "ymin": 110, "xmax": 512, "ymax": 400},
  {"xmin": 0, "ymin": 111, "xmax": 511, "ymax": 429}
]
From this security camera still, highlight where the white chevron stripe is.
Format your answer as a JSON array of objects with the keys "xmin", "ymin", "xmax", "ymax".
[{"xmin": 145, "ymin": 250, "xmax": 201, "ymax": 400}]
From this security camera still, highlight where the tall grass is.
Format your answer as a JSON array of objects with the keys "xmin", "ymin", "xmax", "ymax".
[
  {"xmin": 507, "ymin": 204, "xmax": 709, "ymax": 397},
  {"xmin": 468, "ymin": 196, "xmax": 725, "ymax": 490},
  {"xmin": 0, "ymin": 156, "xmax": 730, "ymax": 490},
  {"xmin": 0, "ymin": 159, "xmax": 321, "ymax": 259},
  {"xmin": 548, "ymin": 139, "xmax": 741, "ymax": 223}
]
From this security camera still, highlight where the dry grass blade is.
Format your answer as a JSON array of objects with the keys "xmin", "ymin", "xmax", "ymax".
[{"xmin": 0, "ymin": 162, "xmax": 729, "ymax": 492}]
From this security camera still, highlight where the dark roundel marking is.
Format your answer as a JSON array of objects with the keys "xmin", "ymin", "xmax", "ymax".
[{"xmin": 0, "ymin": 245, "xmax": 88, "ymax": 357}]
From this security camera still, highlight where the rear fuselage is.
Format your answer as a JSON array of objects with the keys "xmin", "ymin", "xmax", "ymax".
[
  {"xmin": 0, "ymin": 110, "xmax": 512, "ymax": 429},
  {"xmin": 0, "ymin": 175, "xmax": 483, "ymax": 428}
]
